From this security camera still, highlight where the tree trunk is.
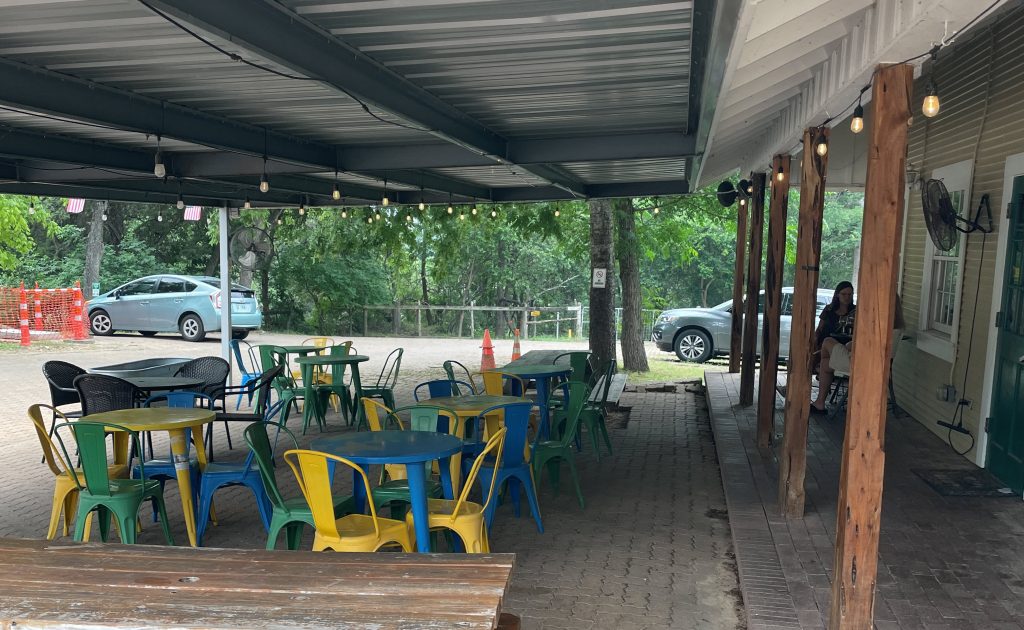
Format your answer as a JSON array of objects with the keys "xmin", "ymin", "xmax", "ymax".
[
  {"xmin": 614, "ymin": 198, "xmax": 648, "ymax": 372},
  {"xmin": 420, "ymin": 246, "xmax": 434, "ymax": 325},
  {"xmin": 588, "ymin": 198, "xmax": 616, "ymax": 371},
  {"xmin": 83, "ymin": 201, "xmax": 106, "ymax": 299}
]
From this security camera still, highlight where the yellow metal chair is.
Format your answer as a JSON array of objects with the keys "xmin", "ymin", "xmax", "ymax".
[
  {"xmin": 284, "ymin": 449, "xmax": 414, "ymax": 552},
  {"xmin": 476, "ymin": 371, "xmax": 527, "ymax": 397},
  {"xmin": 293, "ymin": 336, "xmax": 336, "ymax": 384},
  {"xmin": 361, "ymin": 398, "xmax": 462, "ymax": 490},
  {"xmin": 406, "ymin": 427, "xmax": 507, "ymax": 553},
  {"xmin": 27, "ymin": 404, "xmax": 128, "ymax": 540}
]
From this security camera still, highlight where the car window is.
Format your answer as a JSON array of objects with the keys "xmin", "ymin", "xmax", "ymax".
[
  {"xmin": 781, "ymin": 293, "xmax": 793, "ymax": 316},
  {"xmin": 119, "ymin": 279, "xmax": 158, "ymax": 296},
  {"xmin": 156, "ymin": 278, "xmax": 186, "ymax": 293}
]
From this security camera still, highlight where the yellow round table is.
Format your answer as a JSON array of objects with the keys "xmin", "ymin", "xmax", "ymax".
[{"xmin": 82, "ymin": 407, "xmax": 215, "ymax": 547}]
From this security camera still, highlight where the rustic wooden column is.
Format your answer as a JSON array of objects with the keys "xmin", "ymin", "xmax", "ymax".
[
  {"xmin": 729, "ymin": 196, "xmax": 748, "ymax": 374},
  {"xmin": 739, "ymin": 172, "xmax": 766, "ymax": 406},
  {"xmin": 779, "ymin": 127, "xmax": 829, "ymax": 517},
  {"xmin": 829, "ymin": 64, "xmax": 911, "ymax": 630},
  {"xmin": 756, "ymin": 155, "xmax": 790, "ymax": 448}
]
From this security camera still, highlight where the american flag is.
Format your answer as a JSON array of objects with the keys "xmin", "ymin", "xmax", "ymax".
[
  {"xmin": 66, "ymin": 198, "xmax": 85, "ymax": 214},
  {"xmin": 183, "ymin": 205, "xmax": 203, "ymax": 221}
]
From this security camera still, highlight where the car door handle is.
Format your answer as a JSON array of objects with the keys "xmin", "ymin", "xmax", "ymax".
[
  {"xmin": 139, "ymin": 301, "xmax": 150, "ymax": 305},
  {"xmin": 174, "ymin": 299, "xmax": 184, "ymax": 303}
]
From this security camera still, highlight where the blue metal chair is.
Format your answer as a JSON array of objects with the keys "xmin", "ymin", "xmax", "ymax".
[
  {"xmin": 231, "ymin": 339, "xmax": 261, "ymax": 410},
  {"xmin": 472, "ymin": 402, "xmax": 543, "ymax": 533},
  {"xmin": 195, "ymin": 400, "xmax": 282, "ymax": 545},
  {"xmin": 134, "ymin": 391, "xmax": 207, "ymax": 521},
  {"xmin": 413, "ymin": 379, "xmax": 475, "ymax": 402}
]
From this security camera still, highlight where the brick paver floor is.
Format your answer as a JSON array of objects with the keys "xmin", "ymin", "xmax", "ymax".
[
  {"xmin": 707, "ymin": 370, "xmax": 1024, "ymax": 630},
  {"xmin": 1, "ymin": 335, "xmax": 743, "ymax": 629}
]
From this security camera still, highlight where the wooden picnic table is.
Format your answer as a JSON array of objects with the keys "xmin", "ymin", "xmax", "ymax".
[{"xmin": 0, "ymin": 537, "xmax": 517, "ymax": 629}]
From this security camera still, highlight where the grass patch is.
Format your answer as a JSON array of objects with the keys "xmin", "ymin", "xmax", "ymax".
[{"xmin": 622, "ymin": 354, "xmax": 729, "ymax": 385}]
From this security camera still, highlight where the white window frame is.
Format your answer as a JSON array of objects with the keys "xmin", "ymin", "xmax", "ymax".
[{"xmin": 917, "ymin": 159, "xmax": 972, "ymax": 362}]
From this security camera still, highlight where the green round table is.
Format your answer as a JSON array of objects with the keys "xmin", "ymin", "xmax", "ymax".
[{"xmin": 295, "ymin": 354, "xmax": 369, "ymax": 432}]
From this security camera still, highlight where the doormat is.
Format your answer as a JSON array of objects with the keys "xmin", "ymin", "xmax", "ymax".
[{"xmin": 912, "ymin": 468, "xmax": 1017, "ymax": 497}]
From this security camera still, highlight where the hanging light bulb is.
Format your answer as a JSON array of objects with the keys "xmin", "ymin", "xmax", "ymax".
[
  {"xmin": 447, "ymin": 205, "xmax": 454, "ymax": 215},
  {"xmin": 332, "ymin": 183, "xmax": 341, "ymax": 201},
  {"xmin": 775, "ymin": 165, "xmax": 785, "ymax": 182},
  {"xmin": 367, "ymin": 216, "xmax": 374, "ymax": 224},
  {"xmin": 277, "ymin": 217, "xmax": 283, "ymax": 225},
  {"xmin": 381, "ymin": 178, "xmax": 389, "ymax": 206},
  {"xmin": 298, "ymin": 203, "xmax": 305, "ymax": 216},
  {"xmin": 815, "ymin": 139, "xmax": 828, "ymax": 157},
  {"xmin": 102, "ymin": 211, "xmax": 108, "ymax": 221},
  {"xmin": 28, "ymin": 200, "xmax": 35, "ymax": 215},
  {"xmin": 554, "ymin": 203, "xmax": 561, "ymax": 218},
  {"xmin": 341, "ymin": 209, "xmax": 348, "ymax": 219},
  {"xmin": 406, "ymin": 213, "xmax": 412, "ymax": 222},
  {"xmin": 157, "ymin": 212, "xmax": 163, "ymax": 222},
  {"xmin": 153, "ymin": 136, "xmax": 165, "ymax": 178},
  {"xmin": 459, "ymin": 210, "xmax": 466, "ymax": 220},
  {"xmin": 471, "ymin": 206, "xmax": 478, "ymax": 215},
  {"xmin": 244, "ymin": 197, "xmax": 252, "ymax": 210},
  {"xmin": 922, "ymin": 79, "xmax": 941, "ymax": 117},
  {"xmin": 418, "ymin": 201, "xmax": 425, "ymax": 211},
  {"xmin": 259, "ymin": 166, "xmax": 270, "ymax": 193},
  {"xmin": 176, "ymin": 195, "xmax": 184, "ymax": 210},
  {"xmin": 490, "ymin": 207, "xmax": 497, "ymax": 218},
  {"xmin": 739, "ymin": 198, "xmax": 746, "ymax": 207},
  {"xmin": 375, "ymin": 211, "xmax": 382, "ymax": 221},
  {"xmin": 653, "ymin": 198, "xmax": 660, "ymax": 214},
  {"xmin": 850, "ymin": 102, "xmax": 865, "ymax": 134}
]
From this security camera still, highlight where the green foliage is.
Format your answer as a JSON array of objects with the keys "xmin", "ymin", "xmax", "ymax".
[{"xmin": 0, "ymin": 195, "xmax": 56, "ymax": 272}]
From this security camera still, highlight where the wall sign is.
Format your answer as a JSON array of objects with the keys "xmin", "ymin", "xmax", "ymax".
[{"xmin": 592, "ymin": 268, "xmax": 607, "ymax": 289}]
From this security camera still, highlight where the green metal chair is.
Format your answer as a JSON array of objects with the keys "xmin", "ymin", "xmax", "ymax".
[
  {"xmin": 579, "ymin": 360, "xmax": 615, "ymax": 459},
  {"xmin": 53, "ymin": 421, "xmax": 174, "ymax": 545},
  {"xmin": 313, "ymin": 343, "xmax": 354, "ymax": 425},
  {"xmin": 531, "ymin": 380, "xmax": 588, "ymax": 509},
  {"xmin": 257, "ymin": 345, "xmax": 305, "ymax": 429},
  {"xmin": 243, "ymin": 420, "xmax": 357, "ymax": 550},
  {"xmin": 359, "ymin": 348, "xmax": 403, "ymax": 427}
]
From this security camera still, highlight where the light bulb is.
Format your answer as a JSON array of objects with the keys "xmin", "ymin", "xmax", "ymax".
[
  {"xmin": 382, "ymin": 195, "xmax": 389, "ymax": 207},
  {"xmin": 332, "ymin": 183, "xmax": 341, "ymax": 201},
  {"xmin": 739, "ymin": 198, "xmax": 746, "ymax": 207},
  {"xmin": 367, "ymin": 217, "xmax": 373, "ymax": 224},
  {"xmin": 375, "ymin": 212, "xmax": 381, "ymax": 221},
  {"xmin": 154, "ymin": 152, "xmax": 165, "ymax": 178},
  {"xmin": 298, "ymin": 204, "xmax": 305, "ymax": 215},
  {"xmin": 776, "ymin": 168, "xmax": 785, "ymax": 182},
  {"xmin": 102, "ymin": 212, "xmax": 107, "ymax": 221},
  {"xmin": 490, "ymin": 209, "xmax": 497, "ymax": 218},
  {"xmin": 471, "ymin": 206, "xmax": 477, "ymax": 215},
  {"xmin": 653, "ymin": 206, "xmax": 660, "ymax": 214},
  {"xmin": 244, "ymin": 197, "xmax": 251, "ymax": 210},
  {"xmin": 459, "ymin": 212, "xmax": 466, "ymax": 220},
  {"xmin": 554, "ymin": 209, "xmax": 561, "ymax": 217},
  {"xmin": 816, "ymin": 141, "xmax": 828, "ymax": 157},
  {"xmin": 406, "ymin": 214, "xmax": 412, "ymax": 222},
  {"xmin": 176, "ymin": 197, "xmax": 184, "ymax": 210},
  {"xmin": 157, "ymin": 213, "xmax": 163, "ymax": 222},
  {"xmin": 418, "ymin": 201, "xmax": 425, "ymax": 211},
  {"xmin": 277, "ymin": 217, "xmax": 282, "ymax": 225},
  {"xmin": 851, "ymin": 104, "xmax": 865, "ymax": 134},
  {"xmin": 447, "ymin": 205, "xmax": 453, "ymax": 215},
  {"xmin": 259, "ymin": 175, "xmax": 269, "ymax": 193},
  {"xmin": 922, "ymin": 81, "xmax": 941, "ymax": 118},
  {"xmin": 28, "ymin": 202, "xmax": 35, "ymax": 214},
  {"xmin": 341, "ymin": 210, "xmax": 347, "ymax": 219}
]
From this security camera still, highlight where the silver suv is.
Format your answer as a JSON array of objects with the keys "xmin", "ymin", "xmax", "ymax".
[{"xmin": 651, "ymin": 288, "xmax": 834, "ymax": 362}]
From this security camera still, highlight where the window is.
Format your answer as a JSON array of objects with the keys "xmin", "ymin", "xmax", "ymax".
[
  {"xmin": 156, "ymin": 278, "xmax": 186, "ymax": 293},
  {"xmin": 119, "ymin": 279, "xmax": 157, "ymax": 296},
  {"xmin": 918, "ymin": 160, "xmax": 972, "ymax": 361}
]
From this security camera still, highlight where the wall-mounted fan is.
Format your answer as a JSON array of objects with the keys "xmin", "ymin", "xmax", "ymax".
[
  {"xmin": 230, "ymin": 226, "xmax": 275, "ymax": 273},
  {"xmin": 921, "ymin": 179, "xmax": 992, "ymax": 252}
]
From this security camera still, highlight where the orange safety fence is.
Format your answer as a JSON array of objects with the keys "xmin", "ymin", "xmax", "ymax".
[{"xmin": 0, "ymin": 282, "xmax": 89, "ymax": 345}]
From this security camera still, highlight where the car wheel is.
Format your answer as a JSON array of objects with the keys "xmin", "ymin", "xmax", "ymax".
[
  {"xmin": 231, "ymin": 329, "xmax": 250, "ymax": 340},
  {"xmin": 179, "ymin": 314, "xmax": 206, "ymax": 342},
  {"xmin": 674, "ymin": 328, "xmax": 713, "ymax": 363},
  {"xmin": 139, "ymin": 331, "xmax": 158, "ymax": 337},
  {"xmin": 89, "ymin": 310, "xmax": 114, "ymax": 336}
]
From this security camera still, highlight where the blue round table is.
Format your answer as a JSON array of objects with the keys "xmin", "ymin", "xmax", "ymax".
[
  {"xmin": 494, "ymin": 364, "xmax": 571, "ymax": 438},
  {"xmin": 310, "ymin": 431, "xmax": 463, "ymax": 552}
]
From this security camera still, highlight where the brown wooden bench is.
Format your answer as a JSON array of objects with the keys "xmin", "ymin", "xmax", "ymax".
[{"xmin": 0, "ymin": 537, "xmax": 516, "ymax": 629}]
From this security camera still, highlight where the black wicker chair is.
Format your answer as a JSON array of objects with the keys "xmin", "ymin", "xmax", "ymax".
[
  {"xmin": 73, "ymin": 373, "xmax": 147, "ymax": 459},
  {"xmin": 173, "ymin": 356, "xmax": 232, "ymax": 456},
  {"xmin": 41, "ymin": 361, "xmax": 86, "ymax": 463}
]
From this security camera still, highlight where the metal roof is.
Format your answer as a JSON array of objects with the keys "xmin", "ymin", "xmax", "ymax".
[{"xmin": 0, "ymin": 0, "xmax": 736, "ymax": 208}]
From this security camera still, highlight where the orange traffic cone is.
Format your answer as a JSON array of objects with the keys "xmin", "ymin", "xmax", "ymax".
[
  {"xmin": 511, "ymin": 328, "xmax": 521, "ymax": 361},
  {"xmin": 480, "ymin": 328, "xmax": 496, "ymax": 371},
  {"xmin": 71, "ymin": 281, "xmax": 89, "ymax": 340}
]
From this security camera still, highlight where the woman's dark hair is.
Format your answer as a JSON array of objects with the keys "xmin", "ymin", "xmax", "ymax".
[{"xmin": 828, "ymin": 281, "xmax": 855, "ymax": 312}]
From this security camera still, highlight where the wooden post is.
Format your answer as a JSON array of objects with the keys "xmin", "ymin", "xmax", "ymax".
[
  {"xmin": 729, "ymin": 194, "xmax": 748, "ymax": 374},
  {"xmin": 829, "ymin": 63, "xmax": 911, "ymax": 630},
  {"xmin": 470, "ymin": 301, "xmax": 475, "ymax": 336},
  {"xmin": 417, "ymin": 308, "xmax": 422, "ymax": 336},
  {"xmin": 779, "ymin": 127, "xmax": 829, "ymax": 517},
  {"xmin": 555, "ymin": 312, "xmax": 561, "ymax": 338},
  {"xmin": 756, "ymin": 155, "xmax": 790, "ymax": 448},
  {"xmin": 739, "ymin": 172, "xmax": 766, "ymax": 406},
  {"xmin": 363, "ymin": 307, "xmax": 368, "ymax": 336}
]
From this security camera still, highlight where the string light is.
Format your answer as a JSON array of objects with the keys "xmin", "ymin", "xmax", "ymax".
[
  {"xmin": 332, "ymin": 168, "xmax": 341, "ymax": 201},
  {"xmin": 367, "ymin": 216, "xmax": 373, "ymax": 224},
  {"xmin": 653, "ymin": 197, "xmax": 660, "ymax": 214},
  {"xmin": 418, "ymin": 186, "xmax": 425, "ymax": 211},
  {"xmin": 850, "ymin": 101, "xmax": 865, "ymax": 134},
  {"xmin": 381, "ymin": 178, "xmax": 389, "ymax": 206},
  {"xmin": 459, "ymin": 210, "xmax": 466, "ymax": 220},
  {"xmin": 815, "ymin": 138, "xmax": 828, "ymax": 157},
  {"xmin": 447, "ymin": 205, "xmax": 454, "ymax": 215},
  {"xmin": 775, "ymin": 165, "xmax": 785, "ymax": 182},
  {"xmin": 244, "ymin": 197, "xmax": 251, "ymax": 210},
  {"xmin": 102, "ymin": 211, "xmax": 108, "ymax": 221},
  {"xmin": 28, "ymin": 200, "xmax": 35, "ymax": 214},
  {"xmin": 490, "ymin": 205, "xmax": 497, "ymax": 218},
  {"xmin": 554, "ymin": 202, "xmax": 561, "ymax": 218},
  {"xmin": 277, "ymin": 217, "xmax": 283, "ymax": 225},
  {"xmin": 153, "ymin": 136, "xmax": 165, "ymax": 178},
  {"xmin": 157, "ymin": 211, "xmax": 163, "ymax": 222},
  {"xmin": 341, "ymin": 209, "xmax": 348, "ymax": 219},
  {"xmin": 739, "ymin": 198, "xmax": 746, "ymax": 207},
  {"xmin": 418, "ymin": 201, "xmax": 425, "ymax": 211},
  {"xmin": 298, "ymin": 202, "xmax": 305, "ymax": 216},
  {"xmin": 405, "ymin": 213, "xmax": 412, "ymax": 222},
  {"xmin": 922, "ymin": 79, "xmax": 941, "ymax": 117},
  {"xmin": 375, "ymin": 210, "xmax": 381, "ymax": 221},
  {"xmin": 471, "ymin": 205, "xmax": 477, "ymax": 215},
  {"xmin": 176, "ymin": 194, "xmax": 184, "ymax": 210}
]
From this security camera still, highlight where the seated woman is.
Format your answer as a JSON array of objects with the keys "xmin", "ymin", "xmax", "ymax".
[{"xmin": 811, "ymin": 281, "xmax": 855, "ymax": 414}]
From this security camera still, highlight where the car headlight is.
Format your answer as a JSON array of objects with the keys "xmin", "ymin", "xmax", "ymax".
[{"xmin": 657, "ymin": 314, "xmax": 674, "ymax": 324}]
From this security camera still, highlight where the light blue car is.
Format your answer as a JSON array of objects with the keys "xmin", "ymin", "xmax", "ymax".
[{"xmin": 87, "ymin": 274, "xmax": 262, "ymax": 342}]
